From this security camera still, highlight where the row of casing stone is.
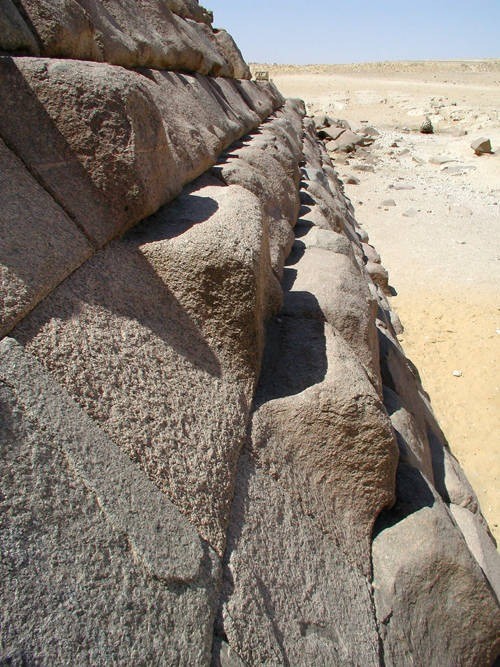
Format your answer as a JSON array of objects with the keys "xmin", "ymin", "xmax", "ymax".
[{"xmin": 0, "ymin": 0, "xmax": 250, "ymax": 77}]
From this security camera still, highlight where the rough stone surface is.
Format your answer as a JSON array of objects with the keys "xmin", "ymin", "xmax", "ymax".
[
  {"xmin": 213, "ymin": 29, "xmax": 251, "ymax": 79},
  {"xmin": 0, "ymin": 337, "xmax": 220, "ymax": 665},
  {"xmin": 14, "ymin": 178, "xmax": 281, "ymax": 556},
  {"xmin": 0, "ymin": 0, "xmax": 39, "ymax": 54},
  {"xmin": 379, "ymin": 325, "xmax": 447, "ymax": 486},
  {"xmin": 420, "ymin": 116, "xmax": 434, "ymax": 134},
  {"xmin": 166, "ymin": 0, "xmax": 213, "ymax": 25},
  {"xmin": 282, "ymin": 242, "xmax": 381, "ymax": 387},
  {"xmin": 15, "ymin": 0, "xmax": 99, "ymax": 60},
  {"xmin": 0, "ymin": 57, "xmax": 283, "ymax": 247},
  {"xmin": 213, "ymin": 640, "xmax": 246, "ymax": 667},
  {"xmin": 12, "ymin": 0, "xmax": 244, "ymax": 75},
  {"xmin": 362, "ymin": 241, "xmax": 381, "ymax": 264},
  {"xmin": 0, "ymin": 56, "xmax": 173, "ymax": 246},
  {"xmin": 383, "ymin": 386, "xmax": 435, "ymax": 484},
  {"xmin": 471, "ymin": 136, "xmax": 493, "ymax": 155},
  {"xmin": 449, "ymin": 504, "xmax": 500, "ymax": 600},
  {"xmin": 1, "ymin": 17, "xmax": 500, "ymax": 662},
  {"xmin": 0, "ymin": 137, "xmax": 93, "ymax": 337},
  {"xmin": 373, "ymin": 463, "xmax": 500, "ymax": 667},
  {"xmin": 317, "ymin": 125, "xmax": 345, "ymax": 141},
  {"xmin": 366, "ymin": 259, "xmax": 391, "ymax": 294},
  {"xmin": 218, "ymin": 452, "xmax": 381, "ymax": 666},
  {"xmin": 328, "ymin": 129, "xmax": 364, "ymax": 152},
  {"xmin": 252, "ymin": 323, "xmax": 397, "ymax": 572},
  {"xmin": 213, "ymin": 147, "xmax": 298, "ymax": 277}
]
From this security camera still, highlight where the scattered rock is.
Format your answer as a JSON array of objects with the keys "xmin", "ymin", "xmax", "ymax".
[
  {"xmin": 471, "ymin": 137, "xmax": 493, "ymax": 155},
  {"xmin": 359, "ymin": 125, "xmax": 380, "ymax": 137},
  {"xmin": 332, "ymin": 118, "xmax": 352, "ymax": 130},
  {"xmin": 391, "ymin": 184, "xmax": 415, "ymax": 190},
  {"xmin": 420, "ymin": 117, "xmax": 434, "ymax": 134},
  {"xmin": 402, "ymin": 208, "xmax": 418, "ymax": 217},
  {"xmin": 429, "ymin": 155, "xmax": 455, "ymax": 165},
  {"xmin": 329, "ymin": 130, "xmax": 364, "ymax": 153},
  {"xmin": 441, "ymin": 165, "xmax": 476, "ymax": 174},
  {"xmin": 313, "ymin": 114, "xmax": 329, "ymax": 129},
  {"xmin": 381, "ymin": 199, "xmax": 396, "ymax": 207},
  {"xmin": 346, "ymin": 175, "xmax": 360, "ymax": 185},
  {"xmin": 317, "ymin": 126, "xmax": 345, "ymax": 141},
  {"xmin": 354, "ymin": 163, "xmax": 375, "ymax": 173},
  {"xmin": 452, "ymin": 370, "xmax": 463, "ymax": 377}
]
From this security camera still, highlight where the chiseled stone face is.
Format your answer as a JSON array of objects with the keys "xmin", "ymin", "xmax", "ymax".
[
  {"xmin": 0, "ymin": 57, "xmax": 282, "ymax": 249},
  {"xmin": 0, "ymin": 138, "xmax": 92, "ymax": 337},
  {"xmin": 0, "ymin": 338, "xmax": 220, "ymax": 665},
  {"xmin": 0, "ymin": 57, "xmax": 174, "ymax": 246},
  {"xmin": 13, "ymin": 180, "xmax": 282, "ymax": 556},
  {"xmin": 372, "ymin": 464, "xmax": 500, "ymax": 667},
  {"xmin": 10, "ymin": 0, "xmax": 246, "ymax": 76}
]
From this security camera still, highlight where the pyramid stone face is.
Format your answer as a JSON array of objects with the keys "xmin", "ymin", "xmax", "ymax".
[
  {"xmin": 0, "ymin": 337, "xmax": 220, "ymax": 666},
  {"xmin": 3, "ymin": 0, "xmax": 249, "ymax": 76},
  {"xmin": 0, "ymin": 2, "xmax": 499, "ymax": 664}
]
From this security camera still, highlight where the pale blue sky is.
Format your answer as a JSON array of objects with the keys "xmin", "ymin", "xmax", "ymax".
[{"xmin": 207, "ymin": 1, "xmax": 500, "ymax": 64}]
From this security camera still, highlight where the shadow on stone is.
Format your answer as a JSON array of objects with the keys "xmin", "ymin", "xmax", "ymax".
[
  {"xmin": 379, "ymin": 327, "xmax": 449, "ymax": 503},
  {"xmin": 14, "ymin": 238, "xmax": 222, "ymax": 378},
  {"xmin": 373, "ymin": 463, "xmax": 435, "ymax": 537},
  {"xmin": 129, "ymin": 190, "xmax": 219, "ymax": 242}
]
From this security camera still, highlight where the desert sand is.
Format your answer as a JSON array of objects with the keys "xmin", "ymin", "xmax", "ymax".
[{"xmin": 255, "ymin": 61, "xmax": 500, "ymax": 541}]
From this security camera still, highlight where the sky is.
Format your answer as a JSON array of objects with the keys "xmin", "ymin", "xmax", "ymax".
[{"xmin": 206, "ymin": 1, "xmax": 500, "ymax": 64}]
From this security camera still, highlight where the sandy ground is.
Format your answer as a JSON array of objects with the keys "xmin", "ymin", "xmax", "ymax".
[{"xmin": 258, "ymin": 61, "xmax": 500, "ymax": 541}]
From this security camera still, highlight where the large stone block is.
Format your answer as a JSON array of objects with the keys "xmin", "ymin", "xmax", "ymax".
[
  {"xmin": 14, "ymin": 0, "xmax": 236, "ymax": 74},
  {"xmin": 147, "ymin": 70, "xmax": 262, "ymax": 181},
  {"xmin": 213, "ymin": 29, "xmax": 251, "ymax": 79},
  {"xmin": 16, "ymin": 0, "xmax": 100, "ymax": 60},
  {"xmin": 0, "ymin": 57, "xmax": 283, "ymax": 248},
  {"xmin": 166, "ymin": 0, "xmax": 213, "ymax": 25},
  {"xmin": 0, "ymin": 337, "xmax": 220, "ymax": 664},
  {"xmin": 14, "ymin": 177, "xmax": 281, "ymax": 556},
  {"xmin": 373, "ymin": 463, "xmax": 500, "ymax": 666},
  {"xmin": 282, "ymin": 243, "xmax": 381, "ymax": 388},
  {"xmin": 0, "ymin": 56, "xmax": 173, "ymax": 247},
  {"xmin": 0, "ymin": 137, "xmax": 92, "ymax": 337},
  {"xmin": 383, "ymin": 385, "xmax": 435, "ymax": 483},
  {"xmin": 378, "ymin": 326, "xmax": 451, "ymax": 494},
  {"xmin": 214, "ymin": 144, "xmax": 298, "ymax": 277},
  {"xmin": 235, "ymin": 79, "xmax": 284, "ymax": 120},
  {"xmin": 252, "ymin": 320, "xmax": 397, "ymax": 572},
  {"xmin": 218, "ymin": 452, "xmax": 381, "ymax": 665},
  {"xmin": 449, "ymin": 503, "xmax": 500, "ymax": 600}
]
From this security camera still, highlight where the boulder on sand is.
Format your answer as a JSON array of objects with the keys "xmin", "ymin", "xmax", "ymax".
[
  {"xmin": 328, "ymin": 130, "xmax": 364, "ymax": 153},
  {"xmin": 471, "ymin": 137, "xmax": 493, "ymax": 155},
  {"xmin": 420, "ymin": 117, "xmax": 434, "ymax": 134}
]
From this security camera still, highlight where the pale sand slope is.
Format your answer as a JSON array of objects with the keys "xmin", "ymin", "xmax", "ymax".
[{"xmin": 260, "ymin": 61, "xmax": 500, "ymax": 542}]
